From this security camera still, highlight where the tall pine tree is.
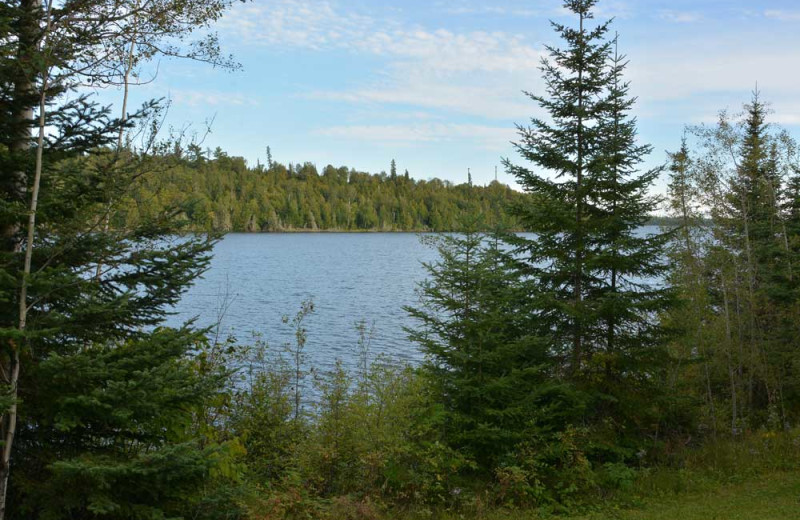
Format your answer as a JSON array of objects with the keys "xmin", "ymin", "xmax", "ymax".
[
  {"xmin": 503, "ymin": 0, "xmax": 613, "ymax": 380},
  {"xmin": 590, "ymin": 35, "xmax": 674, "ymax": 438}
]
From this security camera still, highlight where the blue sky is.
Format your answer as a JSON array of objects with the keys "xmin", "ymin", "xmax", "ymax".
[{"xmin": 109, "ymin": 0, "xmax": 800, "ymax": 192}]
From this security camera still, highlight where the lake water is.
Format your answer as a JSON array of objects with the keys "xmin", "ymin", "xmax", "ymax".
[
  {"xmin": 169, "ymin": 228, "xmax": 662, "ymax": 373},
  {"xmin": 169, "ymin": 233, "xmax": 442, "ymax": 372}
]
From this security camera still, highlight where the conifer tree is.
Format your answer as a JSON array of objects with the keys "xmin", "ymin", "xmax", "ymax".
[
  {"xmin": 503, "ymin": 1, "xmax": 672, "ymax": 444},
  {"xmin": 407, "ymin": 218, "xmax": 546, "ymax": 468},
  {"xmin": 590, "ymin": 35, "xmax": 674, "ymax": 432},
  {"xmin": 503, "ymin": 0, "xmax": 613, "ymax": 380},
  {"xmin": 0, "ymin": 1, "xmax": 240, "ymax": 517}
]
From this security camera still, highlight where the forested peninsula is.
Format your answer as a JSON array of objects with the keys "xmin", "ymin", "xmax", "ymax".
[
  {"xmin": 119, "ymin": 152, "xmax": 681, "ymax": 232},
  {"xmin": 121, "ymin": 152, "xmax": 523, "ymax": 232}
]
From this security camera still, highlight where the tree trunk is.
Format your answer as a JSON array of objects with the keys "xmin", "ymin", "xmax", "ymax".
[
  {"xmin": 572, "ymin": 10, "xmax": 585, "ymax": 376},
  {"xmin": 0, "ymin": 2, "xmax": 48, "ymax": 515}
]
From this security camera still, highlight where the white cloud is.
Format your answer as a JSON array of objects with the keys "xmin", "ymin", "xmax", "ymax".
[
  {"xmin": 222, "ymin": 0, "xmax": 547, "ymax": 120},
  {"xmin": 658, "ymin": 10, "xmax": 701, "ymax": 23},
  {"xmin": 309, "ymin": 77, "xmax": 538, "ymax": 121},
  {"xmin": 441, "ymin": 6, "xmax": 540, "ymax": 17},
  {"xmin": 316, "ymin": 122, "xmax": 516, "ymax": 150},
  {"xmin": 219, "ymin": 0, "xmax": 800, "ymax": 133},
  {"xmin": 218, "ymin": 1, "xmax": 374, "ymax": 50},
  {"xmin": 222, "ymin": 1, "xmax": 543, "ymax": 73},
  {"xmin": 764, "ymin": 10, "xmax": 800, "ymax": 22},
  {"xmin": 627, "ymin": 47, "xmax": 800, "ymax": 103},
  {"xmin": 171, "ymin": 90, "xmax": 258, "ymax": 107}
]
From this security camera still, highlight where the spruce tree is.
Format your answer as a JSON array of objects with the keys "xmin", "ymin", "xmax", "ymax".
[
  {"xmin": 407, "ymin": 218, "xmax": 546, "ymax": 469},
  {"xmin": 0, "ymin": 1, "xmax": 241, "ymax": 517},
  {"xmin": 503, "ymin": 1, "xmax": 672, "ymax": 447},
  {"xmin": 590, "ymin": 35, "xmax": 674, "ymax": 435},
  {"xmin": 503, "ymin": 0, "xmax": 613, "ymax": 380}
]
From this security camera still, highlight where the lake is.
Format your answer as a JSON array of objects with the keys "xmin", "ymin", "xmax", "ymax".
[
  {"xmin": 169, "ymin": 228, "xmax": 662, "ymax": 373},
  {"xmin": 169, "ymin": 233, "xmax": 442, "ymax": 372}
]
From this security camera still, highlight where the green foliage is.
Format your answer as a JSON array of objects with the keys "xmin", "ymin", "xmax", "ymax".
[
  {"xmin": 3, "ymin": 0, "xmax": 800, "ymax": 518},
  {"xmin": 118, "ymin": 154, "xmax": 523, "ymax": 232},
  {"xmin": 0, "ymin": 1, "xmax": 244, "ymax": 515},
  {"xmin": 666, "ymin": 91, "xmax": 800, "ymax": 435},
  {"xmin": 224, "ymin": 318, "xmax": 476, "ymax": 516},
  {"xmin": 408, "ymin": 219, "xmax": 548, "ymax": 470},
  {"xmin": 497, "ymin": 0, "xmax": 674, "ymax": 457}
]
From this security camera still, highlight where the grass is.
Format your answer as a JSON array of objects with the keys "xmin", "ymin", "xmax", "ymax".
[
  {"xmin": 425, "ymin": 471, "xmax": 800, "ymax": 520},
  {"xmin": 413, "ymin": 471, "xmax": 800, "ymax": 520},
  {"xmin": 577, "ymin": 471, "xmax": 800, "ymax": 520}
]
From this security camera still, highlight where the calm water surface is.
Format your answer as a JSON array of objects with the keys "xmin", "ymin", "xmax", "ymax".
[
  {"xmin": 170, "ymin": 229, "xmax": 660, "ymax": 372},
  {"xmin": 169, "ymin": 233, "xmax": 441, "ymax": 371}
]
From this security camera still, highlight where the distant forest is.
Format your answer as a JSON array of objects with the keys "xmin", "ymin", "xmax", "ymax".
[
  {"xmin": 119, "ymin": 148, "xmax": 679, "ymax": 232},
  {"xmin": 118, "ymin": 149, "xmax": 522, "ymax": 232}
]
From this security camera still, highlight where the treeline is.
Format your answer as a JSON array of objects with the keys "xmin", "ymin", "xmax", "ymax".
[
  {"xmin": 667, "ymin": 93, "xmax": 800, "ymax": 435},
  {"xmin": 119, "ymin": 152, "xmax": 523, "ymax": 232}
]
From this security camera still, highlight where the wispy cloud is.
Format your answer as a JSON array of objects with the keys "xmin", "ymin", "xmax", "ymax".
[
  {"xmin": 220, "ymin": 1, "xmax": 377, "ymax": 51},
  {"xmin": 308, "ymin": 79, "xmax": 537, "ymax": 121},
  {"xmin": 440, "ymin": 6, "xmax": 540, "ymax": 17},
  {"xmin": 213, "ymin": 0, "xmax": 799, "ymax": 175},
  {"xmin": 628, "ymin": 47, "xmax": 800, "ymax": 103},
  {"xmin": 171, "ymin": 90, "xmax": 259, "ymax": 107},
  {"xmin": 316, "ymin": 122, "xmax": 516, "ymax": 150},
  {"xmin": 222, "ymin": 1, "xmax": 543, "ymax": 73},
  {"xmin": 764, "ymin": 10, "xmax": 800, "ymax": 22},
  {"xmin": 223, "ymin": 0, "xmax": 546, "ymax": 120},
  {"xmin": 658, "ymin": 10, "xmax": 701, "ymax": 23}
]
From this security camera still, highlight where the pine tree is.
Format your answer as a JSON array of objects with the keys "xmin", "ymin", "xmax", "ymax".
[
  {"xmin": 503, "ymin": 0, "xmax": 613, "ymax": 379},
  {"xmin": 590, "ymin": 35, "xmax": 674, "ymax": 434}
]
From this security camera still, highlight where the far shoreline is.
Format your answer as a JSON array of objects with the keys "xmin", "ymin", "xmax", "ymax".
[{"xmin": 181, "ymin": 219, "xmax": 679, "ymax": 235}]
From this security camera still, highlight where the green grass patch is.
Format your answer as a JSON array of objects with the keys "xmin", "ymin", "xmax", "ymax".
[
  {"xmin": 411, "ymin": 471, "xmax": 800, "ymax": 520},
  {"xmin": 577, "ymin": 471, "xmax": 800, "ymax": 520}
]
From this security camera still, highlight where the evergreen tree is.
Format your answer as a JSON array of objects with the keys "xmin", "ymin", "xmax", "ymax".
[
  {"xmin": 503, "ymin": 1, "xmax": 672, "ymax": 448},
  {"xmin": 407, "ymin": 219, "xmax": 546, "ymax": 469},
  {"xmin": 503, "ymin": 0, "xmax": 613, "ymax": 379},
  {"xmin": 0, "ymin": 0, "xmax": 240, "ymax": 517},
  {"xmin": 590, "ymin": 35, "xmax": 674, "ymax": 435}
]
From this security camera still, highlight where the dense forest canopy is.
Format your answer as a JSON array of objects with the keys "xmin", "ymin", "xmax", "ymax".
[
  {"xmin": 117, "ymin": 148, "xmax": 682, "ymax": 233},
  {"xmin": 118, "ymin": 149, "xmax": 523, "ymax": 232}
]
